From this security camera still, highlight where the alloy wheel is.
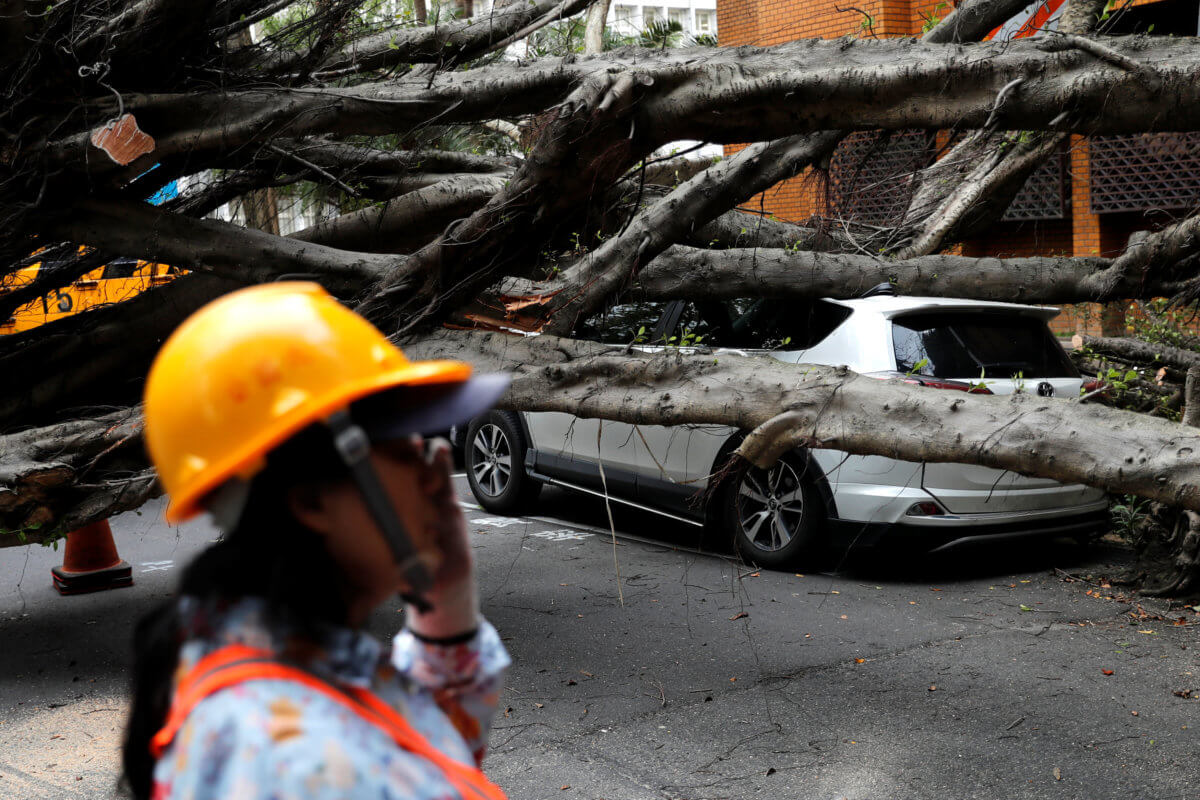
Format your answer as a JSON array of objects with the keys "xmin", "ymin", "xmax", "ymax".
[
  {"xmin": 736, "ymin": 459, "xmax": 807, "ymax": 553},
  {"xmin": 471, "ymin": 423, "xmax": 513, "ymax": 497}
]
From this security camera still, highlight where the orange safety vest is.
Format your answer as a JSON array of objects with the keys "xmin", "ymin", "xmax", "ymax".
[{"xmin": 151, "ymin": 644, "xmax": 508, "ymax": 800}]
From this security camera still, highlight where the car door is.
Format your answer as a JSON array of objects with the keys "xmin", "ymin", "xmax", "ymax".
[
  {"xmin": 523, "ymin": 300, "xmax": 673, "ymax": 496},
  {"xmin": 628, "ymin": 301, "xmax": 743, "ymax": 513}
]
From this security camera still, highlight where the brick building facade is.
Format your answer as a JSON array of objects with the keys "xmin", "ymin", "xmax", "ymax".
[{"xmin": 717, "ymin": 0, "xmax": 1200, "ymax": 336}]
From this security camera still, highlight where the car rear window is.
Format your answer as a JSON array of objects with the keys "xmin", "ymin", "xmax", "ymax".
[{"xmin": 892, "ymin": 311, "xmax": 1078, "ymax": 379}]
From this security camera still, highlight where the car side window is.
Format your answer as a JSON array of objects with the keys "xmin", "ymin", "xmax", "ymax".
[
  {"xmin": 726, "ymin": 298, "xmax": 852, "ymax": 349},
  {"xmin": 572, "ymin": 301, "xmax": 669, "ymax": 344},
  {"xmin": 672, "ymin": 301, "xmax": 734, "ymax": 346}
]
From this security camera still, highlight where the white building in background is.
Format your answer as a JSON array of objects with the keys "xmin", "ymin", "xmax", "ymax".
[{"xmin": 609, "ymin": 0, "xmax": 716, "ymax": 39}]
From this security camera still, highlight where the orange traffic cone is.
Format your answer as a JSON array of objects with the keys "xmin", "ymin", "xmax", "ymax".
[{"xmin": 50, "ymin": 519, "xmax": 133, "ymax": 595}]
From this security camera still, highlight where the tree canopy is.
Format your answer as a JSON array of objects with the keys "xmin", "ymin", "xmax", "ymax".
[{"xmin": 5, "ymin": 0, "xmax": 1200, "ymax": 588}]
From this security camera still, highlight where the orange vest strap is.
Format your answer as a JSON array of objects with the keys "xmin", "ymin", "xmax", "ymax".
[{"xmin": 151, "ymin": 645, "xmax": 507, "ymax": 800}]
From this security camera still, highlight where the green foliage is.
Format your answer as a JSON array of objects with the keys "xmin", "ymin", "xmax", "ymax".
[
  {"xmin": 904, "ymin": 357, "xmax": 929, "ymax": 379},
  {"xmin": 526, "ymin": 17, "xmax": 587, "ymax": 57},
  {"xmin": 1109, "ymin": 494, "xmax": 1150, "ymax": 540},
  {"xmin": 639, "ymin": 19, "xmax": 684, "ymax": 49},
  {"xmin": 919, "ymin": 2, "xmax": 949, "ymax": 33},
  {"xmin": 1127, "ymin": 299, "xmax": 1199, "ymax": 350}
]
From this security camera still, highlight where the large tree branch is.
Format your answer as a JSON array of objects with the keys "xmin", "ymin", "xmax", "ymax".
[
  {"xmin": 1099, "ymin": 213, "xmax": 1200, "ymax": 298},
  {"xmin": 310, "ymin": 0, "xmax": 597, "ymax": 77},
  {"xmin": 0, "ymin": 407, "xmax": 158, "ymax": 547},
  {"xmin": 40, "ymin": 37, "xmax": 1200, "ymax": 177},
  {"xmin": 920, "ymin": 0, "xmax": 1039, "ymax": 44},
  {"xmin": 895, "ymin": 131, "xmax": 1065, "ymax": 258},
  {"xmin": 361, "ymin": 70, "xmax": 658, "ymax": 332},
  {"xmin": 539, "ymin": 131, "xmax": 846, "ymax": 332},
  {"xmin": 1075, "ymin": 334, "xmax": 1200, "ymax": 374},
  {"xmin": 532, "ymin": 0, "xmax": 1030, "ymax": 323},
  {"xmin": 406, "ymin": 329, "xmax": 1200, "ymax": 511},
  {"xmin": 628, "ymin": 246, "xmax": 1131, "ymax": 305},
  {"xmin": 45, "ymin": 197, "xmax": 395, "ymax": 291},
  {"xmin": 290, "ymin": 174, "xmax": 506, "ymax": 252}
]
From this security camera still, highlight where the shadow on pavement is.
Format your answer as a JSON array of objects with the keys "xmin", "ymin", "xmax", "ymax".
[{"xmin": 525, "ymin": 485, "xmax": 1130, "ymax": 586}]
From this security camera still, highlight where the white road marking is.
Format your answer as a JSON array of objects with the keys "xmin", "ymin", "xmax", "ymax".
[
  {"xmin": 457, "ymin": 493, "xmax": 719, "ymax": 558},
  {"xmin": 528, "ymin": 529, "xmax": 594, "ymax": 542},
  {"xmin": 472, "ymin": 517, "xmax": 528, "ymax": 528},
  {"xmin": 139, "ymin": 560, "xmax": 174, "ymax": 573}
]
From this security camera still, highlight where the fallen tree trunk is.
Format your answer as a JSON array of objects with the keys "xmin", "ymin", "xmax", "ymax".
[
  {"xmin": 0, "ymin": 408, "xmax": 158, "ymax": 548},
  {"xmin": 629, "ymin": 246, "xmax": 1124, "ymax": 304},
  {"xmin": 16, "ymin": 325, "xmax": 1200, "ymax": 544},
  {"xmin": 407, "ymin": 330, "xmax": 1200, "ymax": 511}
]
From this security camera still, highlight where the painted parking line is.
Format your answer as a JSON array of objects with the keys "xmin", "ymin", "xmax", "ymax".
[
  {"xmin": 528, "ymin": 529, "xmax": 594, "ymax": 542},
  {"xmin": 461, "ymin": 500, "xmax": 719, "ymax": 559},
  {"xmin": 472, "ymin": 517, "xmax": 529, "ymax": 528}
]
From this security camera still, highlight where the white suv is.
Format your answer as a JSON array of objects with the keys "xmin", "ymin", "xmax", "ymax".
[{"xmin": 462, "ymin": 286, "xmax": 1109, "ymax": 568}]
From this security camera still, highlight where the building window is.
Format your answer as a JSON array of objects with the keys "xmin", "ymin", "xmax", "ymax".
[
  {"xmin": 1090, "ymin": 133, "xmax": 1200, "ymax": 214},
  {"xmin": 694, "ymin": 9, "xmax": 713, "ymax": 33},
  {"xmin": 668, "ymin": 7, "xmax": 689, "ymax": 30},
  {"xmin": 642, "ymin": 6, "xmax": 663, "ymax": 26},
  {"xmin": 613, "ymin": 4, "xmax": 635, "ymax": 34}
]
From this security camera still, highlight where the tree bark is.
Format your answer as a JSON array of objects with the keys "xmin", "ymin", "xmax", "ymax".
[
  {"xmin": 0, "ymin": 408, "xmax": 158, "ymax": 548},
  {"xmin": 629, "ymin": 246, "xmax": 1125, "ymax": 305},
  {"xmin": 583, "ymin": 0, "xmax": 611, "ymax": 54},
  {"xmin": 46, "ymin": 197, "xmax": 394, "ymax": 292},
  {"xmin": 406, "ymin": 330, "xmax": 1200, "ymax": 512},
  {"xmin": 40, "ymin": 37, "xmax": 1200, "ymax": 179},
  {"xmin": 290, "ymin": 175, "xmax": 507, "ymax": 253},
  {"xmin": 1074, "ymin": 335, "xmax": 1200, "ymax": 374},
  {"xmin": 540, "ymin": 132, "xmax": 846, "ymax": 333}
]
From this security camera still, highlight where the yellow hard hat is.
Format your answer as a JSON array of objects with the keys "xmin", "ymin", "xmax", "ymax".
[{"xmin": 144, "ymin": 282, "xmax": 478, "ymax": 523}]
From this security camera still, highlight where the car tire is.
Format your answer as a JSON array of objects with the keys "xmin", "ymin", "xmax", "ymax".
[
  {"xmin": 716, "ymin": 452, "xmax": 825, "ymax": 569},
  {"xmin": 465, "ymin": 412, "xmax": 542, "ymax": 514}
]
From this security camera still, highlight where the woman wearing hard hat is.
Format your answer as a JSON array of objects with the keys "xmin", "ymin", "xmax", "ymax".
[{"xmin": 122, "ymin": 282, "xmax": 511, "ymax": 800}]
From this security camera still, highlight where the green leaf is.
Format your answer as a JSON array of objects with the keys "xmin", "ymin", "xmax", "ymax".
[{"xmin": 1019, "ymin": 604, "xmax": 1034, "ymax": 612}]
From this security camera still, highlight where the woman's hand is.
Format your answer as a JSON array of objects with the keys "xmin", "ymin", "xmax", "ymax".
[{"xmin": 405, "ymin": 436, "xmax": 481, "ymax": 641}]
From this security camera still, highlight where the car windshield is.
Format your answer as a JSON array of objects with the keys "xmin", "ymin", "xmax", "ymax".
[{"xmin": 892, "ymin": 311, "xmax": 1078, "ymax": 379}]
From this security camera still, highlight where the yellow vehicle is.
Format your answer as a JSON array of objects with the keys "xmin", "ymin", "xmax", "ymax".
[{"xmin": 0, "ymin": 256, "xmax": 184, "ymax": 334}]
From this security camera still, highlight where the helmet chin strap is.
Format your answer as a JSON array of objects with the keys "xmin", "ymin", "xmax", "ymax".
[{"xmin": 327, "ymin": 410, "xmax": 433, "ymax": 613}]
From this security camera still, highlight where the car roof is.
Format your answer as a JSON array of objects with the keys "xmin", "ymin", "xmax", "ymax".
[{"xmin": 827, "ymin": 295, "xmax": 1060, "ymax": 321}]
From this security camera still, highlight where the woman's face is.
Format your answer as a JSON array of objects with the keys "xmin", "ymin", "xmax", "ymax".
[{"xmin": 288, "ymin": 436, "xmax": 446, "ymax": 623}]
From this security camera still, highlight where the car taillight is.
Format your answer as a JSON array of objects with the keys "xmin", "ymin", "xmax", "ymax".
[
  {"xmin": 867, "ymin": 372, "xmax": 993, "ymax": 394},
  {"xmin": 1081, "ymin": 379, "xmax": 1107, "ymax": 394},
  {"xmin": 906, "ymin": 501, "xmax": 945, "ymax": 516}
]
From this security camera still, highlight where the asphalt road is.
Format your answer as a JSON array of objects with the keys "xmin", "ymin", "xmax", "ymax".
[{"xmin": 2, "ymin": 478, "xmax": 1198, "ymax": 799}]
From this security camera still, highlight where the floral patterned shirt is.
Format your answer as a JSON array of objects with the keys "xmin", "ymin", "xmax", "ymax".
[{"xmin": 151, "ymin": 596, "xmax": 510, "ymax": 800}]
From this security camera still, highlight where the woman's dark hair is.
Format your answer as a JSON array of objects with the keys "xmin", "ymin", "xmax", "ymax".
[{"xmin": 122, "ymin": 425, "xmax": 353, "ymax": 800}]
